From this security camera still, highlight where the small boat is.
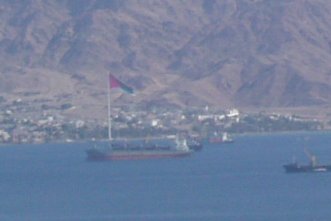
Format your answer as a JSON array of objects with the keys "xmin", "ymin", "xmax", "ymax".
[
  {"xmin": 187, "ymin": 138, "xmax": 203, "ymax": 151},
  {"xmin": 209, "ymin": 132, "xmax": 234, "ymax": 144},
  {"xmin": 283, "ymin": 149, "xmax": 331, "ymax": 173}
]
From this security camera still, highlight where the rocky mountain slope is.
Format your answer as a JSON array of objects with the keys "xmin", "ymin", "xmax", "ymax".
[{"xmin": 1, "ymin": 0, "xmax": 331, "ymax": 120}]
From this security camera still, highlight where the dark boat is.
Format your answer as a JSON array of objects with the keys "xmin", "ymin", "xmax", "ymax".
[
  {"xmin": 188, "ymin": 140, "xmax": 203, "ymax": 151},
  {"xmin": 283, "ymin": 149, "xmax": 331, "ymax": 173},
  {"xmin": 187, "ymin": 136, "xmax": 203, "ymax": 151},
  {"xmin": 283, "ymin": 163, "xmax": 331, "ymax": 173}
]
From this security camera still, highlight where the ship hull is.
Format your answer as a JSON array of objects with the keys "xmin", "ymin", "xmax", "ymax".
[
  {"xmin": 209, "ymin": 138, "xmax": 234, "ymax": 144},
  {"xmin": 189, "ymin": 144, "xmax": 203, "ymax": 151},
  {"xmin": 86, "ymin": 149, "xmax": 192, "ymax": 161},
  {"xmin": 283, "ymin": 164, "xmax": 331, "ymax": 173}
]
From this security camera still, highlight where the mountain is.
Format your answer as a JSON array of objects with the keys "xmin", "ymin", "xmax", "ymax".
[{"xmin": 1, "ymin": 0, "xmax": 331, "ymax": 120}]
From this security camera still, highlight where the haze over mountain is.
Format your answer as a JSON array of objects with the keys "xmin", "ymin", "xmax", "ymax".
[{"xmin": 1, "ymin": 0, "xmax": 331, "ymax": 120}]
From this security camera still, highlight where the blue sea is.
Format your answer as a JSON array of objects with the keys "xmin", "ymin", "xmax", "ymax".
[{"xmin": 1, "ymin": 132, "xmax": 331, "ymax": 221}]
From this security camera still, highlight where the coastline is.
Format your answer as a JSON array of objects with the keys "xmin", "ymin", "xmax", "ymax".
[
  {"xmin": 231, "ymin": 129, "xmax": 331, "ymax": 138},
  {"xmin": 2, "ymin": 129, "xmax": 331, "ymax": 147}
]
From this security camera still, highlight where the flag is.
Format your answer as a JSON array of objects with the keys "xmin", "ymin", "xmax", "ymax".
[{"xmin": 109, "ymin": 73, "xmax": 134, "ymax": 94}]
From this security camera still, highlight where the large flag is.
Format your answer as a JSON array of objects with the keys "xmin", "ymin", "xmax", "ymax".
[{"xmin": 109, "ymin": 73, "xmax": 134, "ymax": 94}]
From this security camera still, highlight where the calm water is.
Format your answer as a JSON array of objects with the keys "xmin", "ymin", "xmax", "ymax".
[{"xmin": 1, "ymin": 132, "xmax": 331, "ymax": 221}]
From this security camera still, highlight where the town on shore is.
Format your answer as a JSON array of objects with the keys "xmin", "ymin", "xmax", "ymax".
[{"xmin": 0, "ymin": 97, "xmax": 325, "ymax": 144}]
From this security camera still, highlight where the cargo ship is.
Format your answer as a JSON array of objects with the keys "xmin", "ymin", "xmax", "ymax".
[
  {"xmin": 86, "ymin": 138, "xmax": 192, "ymax": 161},
  {"xmin": 86, "ymin": 73, "xmax": 193, "ymax": 161},
  {"xmin": 283, "ymin": 149, "xmax": 331, "ymax": 173}
]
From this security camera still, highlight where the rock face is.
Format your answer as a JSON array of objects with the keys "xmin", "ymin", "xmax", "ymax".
[{"xmin": 1, "ymin": 0, "xmax": 331, "ymax": 117}]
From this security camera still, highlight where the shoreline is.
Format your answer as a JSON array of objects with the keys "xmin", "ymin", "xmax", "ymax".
[
  {"xmin": 234, "ymin": 130, "xmax": 331, "ymax": 137},
  {"xmin": 1, "ymin": 129, "xmax": 331, "ymax": 147}
]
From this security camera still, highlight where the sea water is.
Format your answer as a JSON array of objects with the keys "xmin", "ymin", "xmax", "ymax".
[{"xmin": 1, "ymin": 132, "xmax": 331, "ymax": 221}]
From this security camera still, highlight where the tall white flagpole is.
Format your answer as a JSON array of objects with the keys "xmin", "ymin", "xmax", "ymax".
[{"xmin": 108, "ymin": 74, "xmax": 112, "ymax": 141}]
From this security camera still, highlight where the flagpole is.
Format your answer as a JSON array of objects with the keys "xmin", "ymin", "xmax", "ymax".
[
  {"xmin": 107, "ymin": 73, "xmax": 133, "ymax": 142},
  {"xmin": 108, "ymin": 74, "xmax": 112, "ymax": 141}
]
